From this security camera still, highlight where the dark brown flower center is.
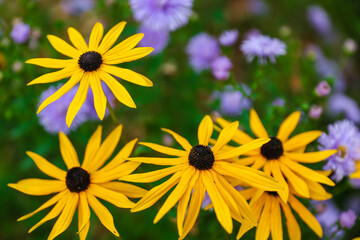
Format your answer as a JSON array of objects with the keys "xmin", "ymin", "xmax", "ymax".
[
  {"xmin": 188, "ymin": 145, "xmax": 214, "ymax": 170},
  {"xmin": 78, "ymin": 51, "xmax": 102, "ymax": 72},
  {"xmin": 260, "ymin": 137, "xmax": 283, "ymax": 160},
  {"xmin": 66, "ymin": 167, "xmax": 90, "ymax": 193},
  {"xmin": 267, "ymin": 191, "xmax": 278, "ymax": 197}
]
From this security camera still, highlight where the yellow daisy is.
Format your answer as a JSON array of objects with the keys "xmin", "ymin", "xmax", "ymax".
[
  {"xmin": 215, "ymin": 109, "xmax": 336, "ymax": 201},
  {"xmin": 8, "ymin": 125, "xmax": 146, "ymax": 240},
  {"xmin": 26, "ymin": 22, "xmax": 154, "ymax": 127},
  {"xmin": 121, "ymin": 115, "xmax": 282, "ymax": 239}
]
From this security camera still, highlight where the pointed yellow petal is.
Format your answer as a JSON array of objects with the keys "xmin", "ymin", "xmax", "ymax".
[
  {"xmin": 270, "ymin": 197, "xmax": 283, "ymax": 240},
  {"xmin": 283, "ymin": 131, "xmax": 322, "ymax": 151},
  {"xmin": 87, "ymin": 184, "xmax": 134, "ymax": 208},
  {"xmin": 139, "ymin": 142, "xmax": 186, "ymax": 156},
  {"xmin": 47, "ymin": 35, "xmax": 82, "ymax": 58},
  {"xmin": 78, "ymin": 220, "xmax": 90, "ymax": 240},
  {"xmin": 78, "ymin": 192, "xmax": 90, "ymax": 233},
  {"xmin": 279, "ymin": 200, "xmax": 301, "ymax": 240},
  {"xmin": 255, "ymin": 196, "xmax": 271, "ymax": 240},
  {"xmin": 27, "ymin": 65, "xmax": 79, "ymax": 86},
  {"xmin": 8, "ymin": 179, "xmax": 66, "ymax": 196},
  {"xmin": 89, "ymin": 72, "xmax": 107, "ymax": 120},
  {"xmin": 212, "ymin": 121, "xmax": 239, "ymax": 152},
  {"xmin": 279, "ymin": 162, "xmax": 310, "ymax": 198},
  {"xmin": 198, "ymin": 115, "xmax": 213, "ymax": 145},
  {"xmin": 99, "ymin": 182, "xmax": 147, "ymax": 198},
  {"xmin": 303, "ymin": 178, "xmax": 332, "ymax": 200},
  {"xmin": 89, "ymin": 22, "xmax": 104, "ymax": 51},
  {"xmin": 26, "ymin": 151, "xmax": 66, "ymax": 180},
  {"xmin": 161, "ymin": 128, "xmax": 192, "ymax": 151},
  {"xmin": 26, "ymin": 58, "xmax": 76, "ymax": 68},
  {"xmin": 103, "ymin": 47, "xmax": 153, "ymax": 65},
  {"xmin": 102, "ymin": 64, "xmax": 153, "ymax": 87},
  {"xmin": 59, "ymin": 132, "xmax": 80, "ymax": 169},
  {"xmin": 216, "ymin": 117, "xmax": 254, "ymax": 144},
  {"xmin": 103, "ymin": 33, "xmax": 144, "ymax": 57},
  {"xmin": 91, "ymin": 161, "xmax": 141, "ymax": 183},
  {"xmin": 98, "ymin": 21, "xmax": 126, "ymax": 54},
  {"xmin": 250, "ymin": 156, "xmax": 266, "ymax": 170},
  {"xmin": 125, "ymin": 157, "xmax": 186, "ymax": 165},
  {"xmin": 67, "ymin": 27, "xmax": 88, "ymax": 52},
  {"xmin": 250, "ymin": 109, "xmax": 268, "ymax": 138},
  {"xmin": 269, "ymin": 160, "xmax": 289, "ymax": 202},
  {"xmin": 82, "ymin": 126, "xmax": 102, "ymax": 171},
  {"xmin": 97, "ymin": 69, "xmax": 136, "ymax": 108},
  {"xmin": 276, "ymin": 111, "xmax": 301, "ymax": 141},
  {"xmin": 284, "ymin": 150, "xmax": 337, "ymax": 163}
]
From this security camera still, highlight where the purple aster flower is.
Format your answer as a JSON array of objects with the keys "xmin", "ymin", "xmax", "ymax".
[
  {"xmin": 10, "ymin": 22, "xmax": 30, "ymax": 44},
  {"xmin": 307, "ymin": 5, "xmax": 332, "ymax": 36},
  {"xmin": 130, "ymin": 0, "xmax": 193, "ymax": 32},
  {"xmin": 339, "ymin": 210, "xmax": 357, "ymax": 229},
  {"xmin": 318, "ymin": 120, "xmax": 360, "ymax": 182},
  {"xmin": 61, "ymin": 0, "xmax": 94, "ymax": 15},
  {"xmin": 186, "ymin": 33, "xmax": 220, "ymax": 72},
  {"xmin": 328, "ymin": 94, "xmax": 360, "ymax": 123},
  {"xmin": 272, "ymin": 98, "xmax": 285, "ymax": 107},
  {"xmin": 316, "ymin": 81, "xmax": 331, "ymax": 97},
  {"xmin": 219, "ymin": 29, "xmax": 239, "ymax": 46},
  {"xmin": 218, "ymin": 86, "xmax": 251, "ymax": 116},
  {"xmin": 138, "ymin": 25, "xmax": 169, "ymax": 55},
  {"xmin": 240, "ymin": 34, "xmax": 286, "ymax": 64},
  {"xmin": 211, "ymin": 56, "xmax": 232, "ymax": 80},
  {"xmin": 245, "ymin": 0, "xmax": 268, "ymax": 15},
  {"xmin": 309, "ymin": 105, "xmax": 323, "ymax": 119}
]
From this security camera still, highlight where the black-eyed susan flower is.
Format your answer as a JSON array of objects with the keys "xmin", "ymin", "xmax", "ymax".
[
  {"xmin": 121, "ymin": 115, "xmax": 282, "ymax": 239},
  {"xmin": 8, "ymin": 125, "xmax": 146, "ymax": 240},
  {"xmin": 26, "ymin": 22, "xmax": 153, "ymax": 127},
  {"xmin": 215, "ymin": 109, "xmax": 336, "ymax": 201}
]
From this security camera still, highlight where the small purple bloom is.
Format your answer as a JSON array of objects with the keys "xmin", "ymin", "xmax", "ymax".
[
  {"xmin": 10, "ymin": 22, "xmax": 30, "ymax": 44},
  {"xmin": 309, "ymin": 105, "xmax": 323, "ymax": 119},
  {"xmin": 272, "ymin": 98, "xmax": 285, "ymax": 107},
  {"xmin": 130, "ymin": 0, "xmax": 193, "ymax": 32},
  {"xmin": 186, "ymin": 33, "xmax": 220, "ymax": 72},
  {"xmin": 313, "ymin": 200, "xmax": 343, "ymax": 239},
  {"xmin": 219, "ymin": 29, "xmax": 239, "ymax": 46},
  {"xmin": 138, "ymin": 25, "xmax": 169, "ymax": 55},
  {"xmin": 218, "ymin": 86, "xmax": 251, "ymax": 116},
  {"xmin": 62, "ymin": 0, "xmax": 94, "ymax": 15},
  {"xmin": 211, "ymin": 56, "xmax": 232, "ymax": 80},
  {"xmin": 307, "ymin": 5, "xmax": 332, "ymax": 36},
  {"xmin": 318, "ymin": 120, "xmax": 360, "ymax": 182},
  {"xmin": 240, "ymin": 34, "xmax": 286, "ymax": 64},
  {"xmin": 339, "ymin": 209, "xmax": 357, "ymax": 229},
  {"xmin": 316, "ymin": 81, "xmax": 331, "ymax": 97},
  {"xmin": 245, "ymin": 0, "xmax": 268, "ymax": 15},
  {"xmin": 328, "ymin": 94, "xmax": 360, "ymax": 123}
]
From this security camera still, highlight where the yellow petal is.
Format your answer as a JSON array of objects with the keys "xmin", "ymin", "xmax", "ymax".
[
  {"xmin": 97, "ymin": 21, "xmax": 126, "ymax": 54},
  {"xmin": 47, "ymin": 35, "xmax": 82, "ymax": 58},
  {"xmin": 125, "ymin": 157, "xmax": 186, "ymax": 166},
  {"xmin": 250, "ymin": 156, "xmax": 266, "ymax": 170},
  {"xmin": 276, "ymin": 111, "xmax": 301, "ymax": 141},
  {"xmin": 37, "ymin": 69, "xmax": 83, "ymax": 113},
  {"xmin": 283, "ymin": 131, "xmax": 322, "ymax": 151},
  {"xmin": 212, "ymin": 121, "xmax": 239, "ymax": 152},
  {"xmin": 78, "ymin": 220, "xmax": 90, "ymax": 240},
  {"xmin": 99, "ymin": 182, "xmax": 147, "ymax": 198},
  {"xmin": 139, "ymin": 142, "xmax": 186, "ymax": 156},
  {"xmin": 97, "ymin": 69, "xmax": 136, "ymax": 108},
  {"xmin": 67, "ymin": 27, "xmax": 88, "ymax": 52},
  {"xmin": 26, "ymin": 151, "xmax": 66, "ymax": 180},
  {"xmin": 279, "ymin": 200, "xmax": 301, "ymax": 240},
  {"xmin": 255, "ymin": 195, "xmax": 271, "ymax": 240},
  {"xmin": 59, "ymin": 132, "xmax": 80, "ymax": 169},
  {"xmin": 284, "ymin": 150, "xmax": 337, "ymax": 163},
  {"xmin": 91, "ymin": 161, "xmax": 141, "ymax": 183},
  {"xmin": 89, "ymin": 72, "xmax": 107, "ymax": 120},
  {"xmin": 66, "ymin": 73, "xmax": 90, "ymax": 127},
  {"xmin": 216, "ymin": 117, "xmax": 254, "ymax": 145},
  {"xmin": 86, "ymin": 193, "xmax": 119, "ymax": 236},
  {"xmin": 351, "ymin": 171, "xmax": 360, "ymax": 179},
  {"xmin": 233, "ymin": 156, "xmax": 257, "ymax": 166},
  {"xmin": 269, "ymin": 160, "xmax": 289, "ymax": 202},
  {"xmin": 27, "ymin": 65, "xmax": 79, "ymax": 86},
  {"xmin": 26, "ymin": 58, "xmax": 76, "ymax": 69},
  {"xmin": 82, "ymin": 126, "xmax": 102, "ymax": 171},
  {"xmin": 103, "ymin": 33, "xmax": 144, "ymax": 57},
  {"xmin": 270, "ymin": 196, "xmax": 283, "ymax": 240},
  {"xmin": 198, "ymin": 115, "xmax": 213, "ymax": 145},
  {"xmin": 250, "ymin": 109, "xmax": 268, "ymax": 138},
  {"xmin": 303, "ymin": 179, "xmax": 332, "ymax": 201},
  {"xmin": 279, "ymin": 162, "xmax": 310, "ymax": 198},
  {"xmin": 89, "ymin": 22, "xmax": 104, "ymax": 51},
  {"xmin": 103, "ymin": 47, "xmax": 153, "ymax": 65},
  {"xmin": 78, "ymin": 192, "xmax": 90, "ymax": 233},
  {"xmin": 87, "ymin": 184, "xmax": 134, "ymax": 208},
  {"xmin": 161, "ymin": 128, "xmax": 192, "ymax": 151},
  {"xmin": 8, "ymin": 179, "xmax": 66, "ymax": 196}
]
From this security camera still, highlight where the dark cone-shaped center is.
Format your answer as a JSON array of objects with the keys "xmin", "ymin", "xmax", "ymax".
[
  {"xmin": 66, "ymin": 167, "xmax": 90, "ymax": 193},
  {"xmin": 78, "ymin": 51, "xmax": 102, "ymax": 72},
  {"xmin": 260, "ymin": 137, "xmax": 283, "ymax": 160},
  {"xmin": 267, "ymin": 191, "xmax": 278, "ymax": 197},
  {"xmin": 188, "ymin": 145, "xmax": 215, "ymax": 170}
]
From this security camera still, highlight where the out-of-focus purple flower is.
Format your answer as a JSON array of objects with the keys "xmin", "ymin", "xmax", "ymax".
[
  {"xmin": 186, "ymin": 33, "xmax": 220, "ymax": 72},
  {"xmin": 313, "ymin": 200, "xmax": 343, "ymax": 239},
  {"xmin": 162, "ymin": 134, "xmax": 174, "ymax": 146},
  {"xmin": 130, "ymin": 0, "xmax": 193, "ymax": 32},
  {"xmin": 211, "ymin": 56, "xmax": 232, "ymax": 80},
  {"xmin": 219, "ymin": 29, "xmax": 238, "ymax": 46},
  {"xmin": 316, "ymin": 81, "xmax": 331, "ymax": 97},
  {"xmin": 328, "ymin": 94, "xmax": 360, "ymax": 123},
  {"xmin": 218, "ymin": 86, "xmax": 251, "ymax": 116},
  {"xmin": 10, "ymin": 22, "xmax": 30, "ymax": 43},
  {"xmin": 339, "ymin": 209, "xmax": 357, "ymax": 229},
  {"xmin": 309, "ymin": 105, "xmax": 323, "ymax": 119},
  {"xmin": 240, "ymin": 34, "xmax": 286, "ymax": 64},
  {"xmin": 244, "ymin": 0, "xmax": 268, "ymax": 15},
  {"xmin": 272, "ymin": 98, "xmax": 285, "ymax": 107},
  {"xmin": 307, "ymin": 5, "xmax": 332, "ymax": 36},
  {"xmin": 343, "ymin": 39, "xmax": 358, "ymax": 55},
  {"xmin": 138, "ymin": 25, "xmax": 169, "ymax": 55},
  {"xmin": 61, "ymin": 0, "xmax": 94, "ymax": 15},
  {"xmin": 318, "ymin": 120, "xmax": 360, "ymax": 182}
]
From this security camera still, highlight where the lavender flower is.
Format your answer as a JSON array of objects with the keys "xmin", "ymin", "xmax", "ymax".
[
  {"xmin": 138, "ymin": 25, "xmax": 169, "ymax": 55},
  {"xmin": 240, "ymin": 34, "xmax": 286, "ymax": 64},
  {"xmin": 272, "ymin": 98, "xmax": 285, "ymax": 107},
  {"xmin": 10, "ymin": 22, "xmax": 30, "ymax": 43},
  {"xmin": 186, "ymin": 33, "xmax": 220, "ymax": 72},
  {"xmin": 211, "ymin": 56, "xmax": 232, "ymax": 80},
  {"xmin": 130, "ymin": 0, "xmax": 193, "ymax": 32},
  {"xmin": 339, "ymin": 210, "xmax": 357, "ymax": 229},
  {"xmin": 218, "ymin": 86, "xmax": 251, "ymax": 116},
  {"xmin": 328, "ymin": 94, "xmax": 360, "ymax": 123},
  {"xmin": 316, "ymin": 81, "xmax": 331, "ymax": 97},
  {"xmin": 309, "ymin": 105, "xmax": 323, "ymax": 119},
  {"xmin": 219, "ymin": 29, "xmax": 238, "ymax": 46},
  {"xmin": 318, "ymin": 120, "xmax": 360, "ymax": 182},
  {"xmin": 307, "ymin": 5, "xmax": 332, "ymax": 36},
  {"xmin": 62, "ymin": 0, "xmax": 94, "ymax": 15}
]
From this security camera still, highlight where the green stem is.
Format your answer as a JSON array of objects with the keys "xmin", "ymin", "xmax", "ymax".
[{"xmin": 107, "ymin": 102, "xmax": 119, "ymax": 125}]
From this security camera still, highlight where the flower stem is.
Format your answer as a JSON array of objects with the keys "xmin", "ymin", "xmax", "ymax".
[{"xmin": 107, "ymin": 102, "xmax": 119, "ymax": 125}]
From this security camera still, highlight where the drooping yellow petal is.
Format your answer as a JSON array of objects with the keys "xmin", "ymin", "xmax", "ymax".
[
  {"xmin": 198, "ymin": 115, "xmax": 213, "ymax": 145},
  {"xmin": 67, "ymin": 27, "xmax": 88, "ymax": 52},
  {"xmin": 283, "ymin": 131, "xmax": 322, "ymax": 151},
  {"xmin": 26, "ymin": 151, "xmax": 66, "ymax": 180},
  {"xmin": 103, "ymin": 33, "xmax": 144, "ymax": 58},
  {"xmin": 47, "ymin": 35, "xmax": 82, "ymax": 58},
  {"xmin": 276, "ymin": 111, "xmax": 301, "ymax": 141},
  {"xmin": 59, "ymin": 132, "xmax": 80, "ymax": 169},
  {"xmin": 78, "ymin": 220, "xmax": 90, "ymax": 240},
  {"xmin": 270, "ymin": 197, "xmax": 283, "ymax": 240},
  {"xmin": 255, "ymin": 195, "xmax": 271, "ymax": 240},
  {"xmin": 87, "ymin": 184, "xmax": 134, "ymax": 208},
  {"xmin": 97, "ymin": 21, "xmax": 126, "ymax": 54},
  {"xmin": 81, "ymin": 125, "xmax": 102, "ymax": 171},
  {"xmin": 279, "ymin": 162, "xmax": 310, "ymax": 198},
  {"xmin": 97, "ymin": 69, "xmax": 136, "ymax": 108},
  {"xmin": 99, "ymin": 182, "xmax": 147, "ymax": 198},
  {"xmin": 91, "ymin": 161, "xmax": 141, "ymax": 183},
  {"xmin": 279, "ymin": 200, "xmax": 301, "ymax": 240},
  {"xmin": 78, "ymin": 192, "xmax": 90, "ymax": 233},
  {"xmin": 86, "ymin": 193, "xmax": 119, "ymax": 236},
  {"xmin": 216, "ymin": 117, "xmax": 254, "ymax": 144},
  {"xmin": 250, "ymin": 109, "xmax": 269, "ymax": 138},
  {"xmin": 161, "ymin": 128, "xmax": 192, "ymax": 151},
  {"xmin": 102, "ymin": 64, "xmax": 153, "ymax": 87},
  {"xmin": 139, "ymin": 142, "xmax": 186, "ymax": 156},
  {"xmin": 26, "ymin": 58, "xmax": 76, "ymax": 69},
  {"xmin": 269, "ymin": 160, "xmax": 289, "ymax": 202},
  {"xmin": 89, "ymin": 72, "xmax": 107, "ymax": 120},
  {"xmin": 89, "ymin": 22, "xmax": 104, "ymax": 51},
  {"xmin": 303, "ymin": 178, "xmax": 332, "ymax": 201},
  {"xmin": 125, "ymin": 157, "xmax": 186, "ymax": 166},
  {"xmin": 8, "ymin": 179, "xmax": 66, "ymax": 196},
  {"xmin": 212, "ymin": 121, "xmax": 239, "ymax": 152},
  {"xmin": 27, "ymin": 65, "xmax": 79, "ymax": 86},
  {"xmin": 284, "ymin": 150, "xmax": 337, "ymax": 163},
  {"xmin": 66, "ymin": 73, "xmax": 90, "ymax": 127}
]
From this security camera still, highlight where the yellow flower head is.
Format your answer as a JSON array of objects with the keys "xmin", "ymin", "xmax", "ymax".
[
  {"xmin": 121, "ymin": 115, "xmax": 282, "ymax": 239},
  {"xmin": 216, "ymin": 109, "xmax": 336, "ymax": 202},
  {"xmin": 8, "ymin": 125, "xmax": 146, "ymax": 240},
  {"xmin": 26, "ymin": 22, "xmax": 154, "ymax": 127}
]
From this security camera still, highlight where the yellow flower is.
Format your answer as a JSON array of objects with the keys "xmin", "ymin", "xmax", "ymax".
[
  {"xmin": 216, "ymin": 109, "xmax": 336, "ymax": 201},
  {"xmin": 26, "ymin": 22, "xmax": 153, "ymax": 127},
  {"xmin": 236, "ymin": 187, "xmax": 329, "ymax": 240},
  {"xmin": 350, "ymin": 161, "xmax": 360, "ymax": 179},
  {"xmin": 121, "ymin": 115, "xmax": 282, "ymax": 239},
  {"xmin": 8, "ymin": 125, "xmax": 146, "ymax": 240}
]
